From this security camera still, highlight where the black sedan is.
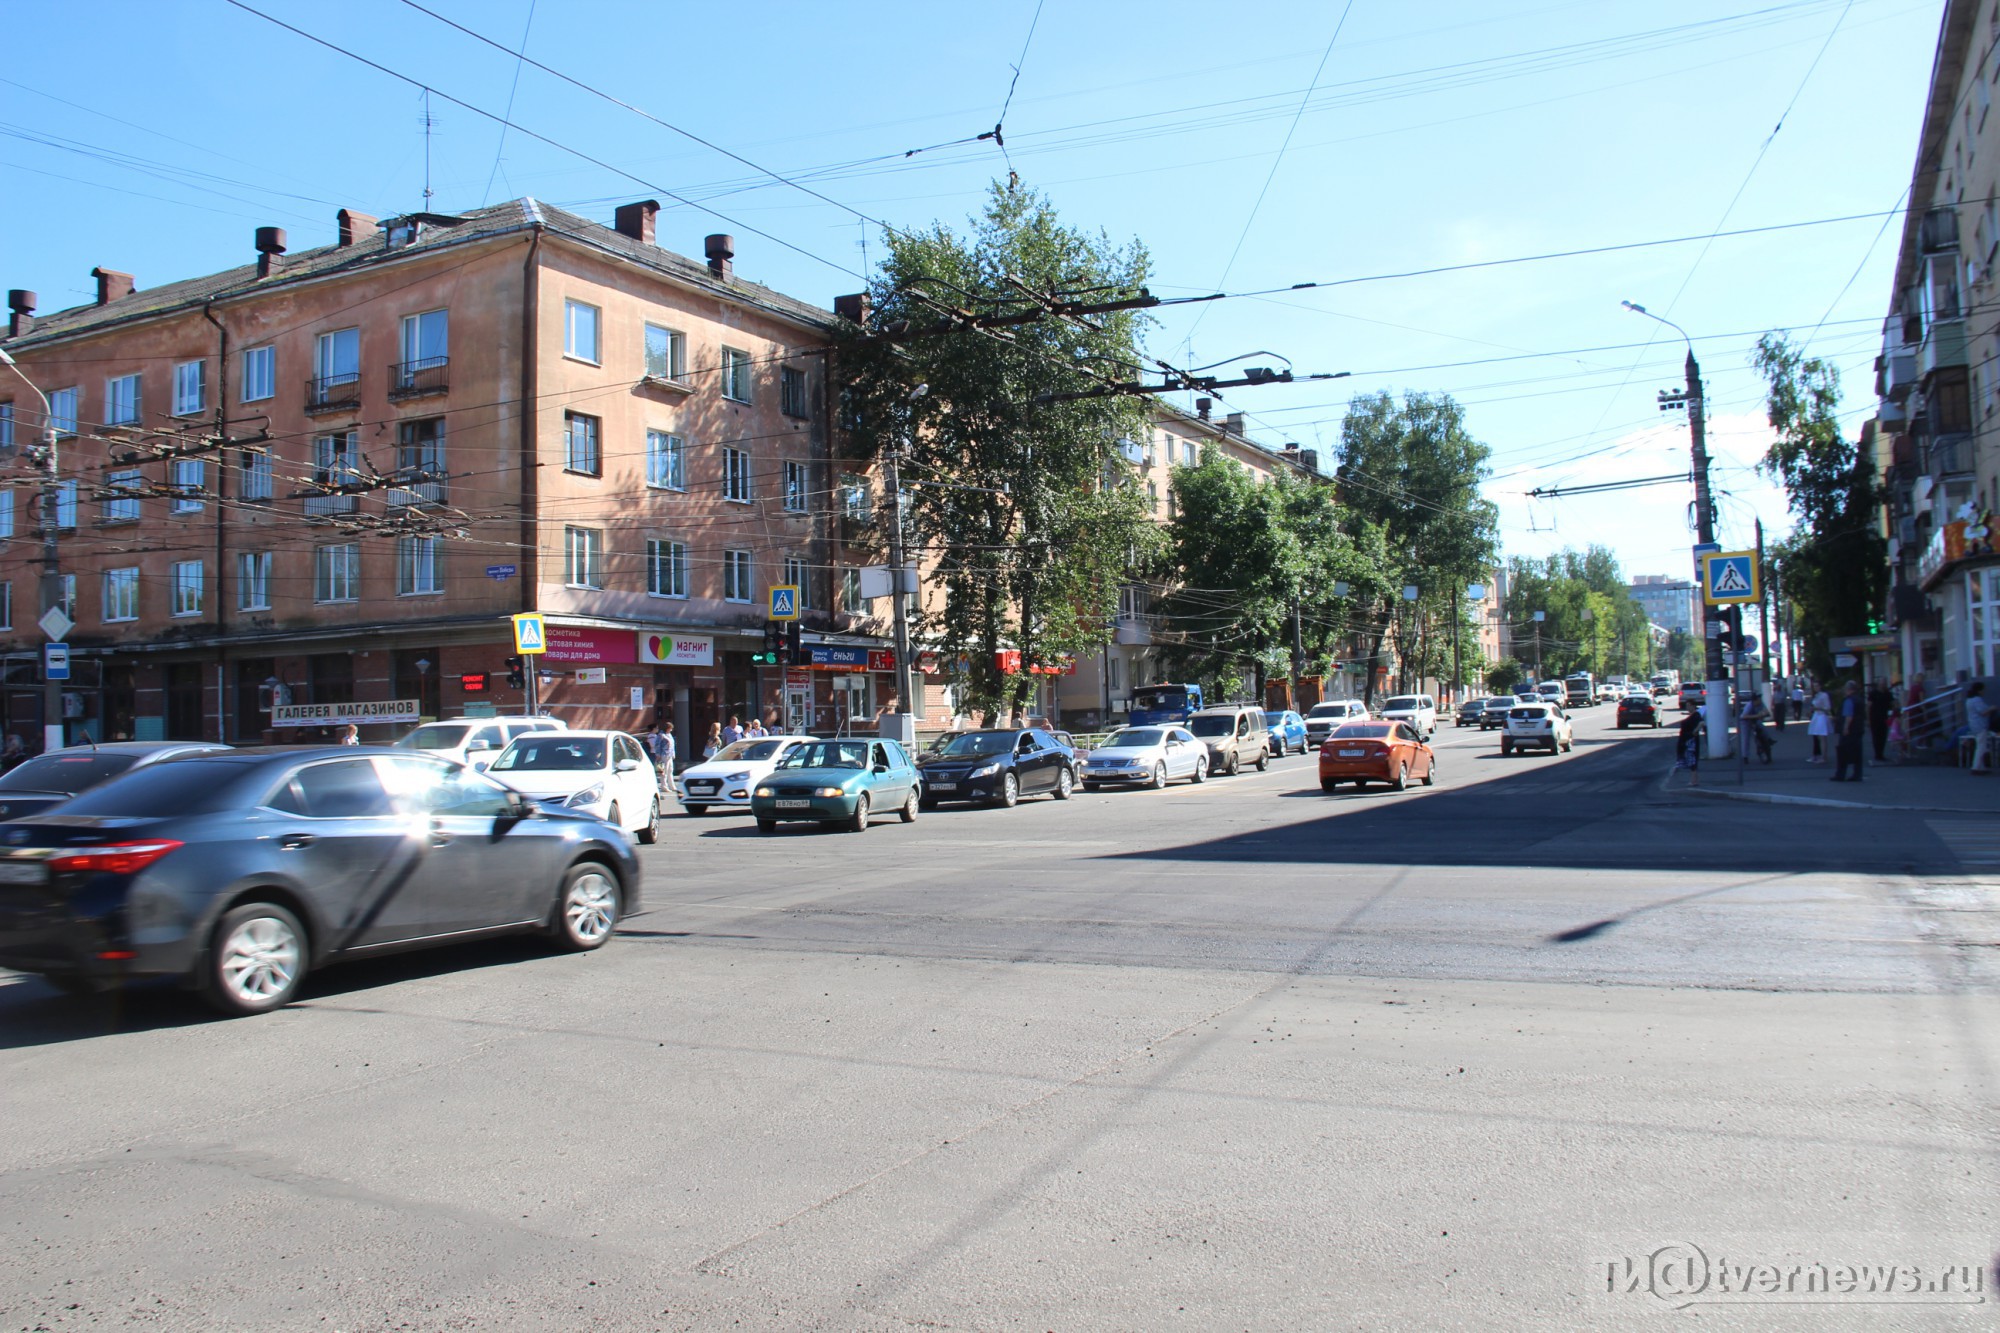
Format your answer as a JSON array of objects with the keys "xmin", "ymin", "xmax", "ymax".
[
  {"xmin": 0, "ymin": 741, "xmax": 232, "ymax": 822},
  {"xmin": 1478, "ymin": 696, "xmax": 1519, "ymax": 730},
  {"xmin": 1616, "ymin": 694, "xmax": 1663, "ymax": 728},
  {"xmin": 915, "ymin": 728, "xmax": 1077, "ymax": 807},
  {"xmin": 1455, "ymin": 698, "xmax": 1489, "ymax": 727},
  {"xmin": 0, "ymin": 747, "xmax": 641, "ymax": 1015}
]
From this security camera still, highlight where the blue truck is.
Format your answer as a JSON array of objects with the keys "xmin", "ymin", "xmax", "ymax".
[{"xmin": 1128, "ymin": 683, "xmax": 1205, "ymax": 727}]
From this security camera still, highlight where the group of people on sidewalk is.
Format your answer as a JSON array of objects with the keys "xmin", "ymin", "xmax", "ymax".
[{"xmin": 1674, "ymin": 678, "xmax": 1882, "ymax": 786}]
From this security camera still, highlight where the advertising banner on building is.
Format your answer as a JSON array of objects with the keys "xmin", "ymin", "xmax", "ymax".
[
  {"xmin": 638, "ymin": 632, "xmax": 714, "ymax": 666},
  {"xmin": 544, "ymin": 624, "xmax": 639, "ymax": 664},
  {"xmin": 803, "ymin": 645, "xmax": 894, "ymax": 671},
  {"xmin": 272, "ymin": 699, "xmax": 420, "ymax": 727}
]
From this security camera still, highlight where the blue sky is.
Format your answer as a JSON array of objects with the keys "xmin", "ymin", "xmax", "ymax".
[{"xmin": 0, "ymin": 0, "xmax": 1944, "ymax": 581}]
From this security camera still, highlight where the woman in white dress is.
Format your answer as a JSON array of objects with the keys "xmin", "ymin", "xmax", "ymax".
[{"xmin": 1807, "ymin": 684, "xmax": 1834, "ymax": 763}]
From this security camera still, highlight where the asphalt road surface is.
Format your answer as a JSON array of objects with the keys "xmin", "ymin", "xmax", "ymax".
[{"xmin": 3, "ymin": 707, "xmax": 1995, "ymax": 1330}]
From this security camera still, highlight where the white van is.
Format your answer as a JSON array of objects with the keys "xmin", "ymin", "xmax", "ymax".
[
  {"xmin": 1379, "ymin": 694, "xmax": 1438, "ymax": 739},
  {"xmin": 1304, "ymin": 699, "xmax": 1371, "ymax": 748},
  {"xmin": 395, "ymin": 715, "xmax": 568, "ymax": 769}
]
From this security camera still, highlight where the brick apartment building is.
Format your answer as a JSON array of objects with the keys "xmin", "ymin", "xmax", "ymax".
[{"xmin": 0, "ymin": 197, "xmax": 896, "ymax": 748}]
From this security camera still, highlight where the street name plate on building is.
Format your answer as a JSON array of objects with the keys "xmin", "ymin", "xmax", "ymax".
[
  {"xmin": 272, "ymin": 699, "xmax": 421, "ymax": 727},
  {"xmin": 486, "ymin": 564, "xmax": 517, "ymax": 580}
]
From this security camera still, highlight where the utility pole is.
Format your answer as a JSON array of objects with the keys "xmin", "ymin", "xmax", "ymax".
[
  {"xmin": 1289, "ymin": 585, "xmax": 1304, "ymax": 710},
  {"xmin": 881, "ymin": 384, "xmax": 925, "ymax": 747},
  {"xmin": 1755, "ymin": 517, "xmax": 1771, "ymax": 705},
  {"xmin": 0, "ymin": 348, "xmax": 64, "ymax": 754},
  {"xmin": 1450, "ymin": 584, "xmax": 1461, "ymax": 708}
]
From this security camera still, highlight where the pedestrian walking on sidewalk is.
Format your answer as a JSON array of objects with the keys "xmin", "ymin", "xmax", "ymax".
[
  {"xmin": 1832, "ymin": 682, "xmax": 1866, "ymax": 782},
  {"xmin": 1968, "ymin": 683, "xmax": 1994, "ymax": 774},
  {"xmin": 1808, "ymin": 684, "xmax": 1834, "ymax": 763},
  {"xmin": 1674, "ymin": 705, "xmax": 1704, "ymax": 788},
  {"xmin": 1868, "ymin": 681, "xmax": 1894, "ymax": 762}
]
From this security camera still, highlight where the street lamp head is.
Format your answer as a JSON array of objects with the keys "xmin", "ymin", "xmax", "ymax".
[{"xmin": 1620, "ymin": 300, "xmax": 1647, "ymax": 314}]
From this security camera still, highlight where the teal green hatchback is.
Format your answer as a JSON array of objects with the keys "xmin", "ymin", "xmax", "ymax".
[{"xmin": 751, "ymin": 738, "xmax": 921, "ymax": 833}]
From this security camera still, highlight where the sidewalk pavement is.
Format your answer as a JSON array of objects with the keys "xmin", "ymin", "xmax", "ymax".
[{"xmin": 1661, "ymin": 732, "xmax": 2000, "ymax": 814}]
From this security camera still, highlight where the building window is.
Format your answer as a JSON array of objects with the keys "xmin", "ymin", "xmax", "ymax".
[
  {"xmin": 238, "ymin": 551, "xmax": 271, "ymax": 610},
  {"xmin": 103, "ymin": 567, "xmax": 139, "ymax": 622},
  {"xmin": 723, "ymin": 548, "xmax": 752, "ymax": 602},
  {"xmin": 1182, "ymin": 440, "xmax": 1197, "ymax": 467},
  {"xmin": 0, "ymin": 402, "xmax": 12, "ymax": 449},
  {"xmin": 399, "ymin": 308, "xmax": 448, "ymax": 385},
  {"xmin": 106, "ymin": 373, "xmax": 141, "ymax": 426},
  {"xmin": 241, "ymin": 345, "xmax": 275, "ymax": 403},
  {"xmin": 0, "ymin": 581, "xmax": 11, "ymax": 631},
  {"xmin": 58, "ymin": 573, "xmax": 74, "ymax": 619},
  {"xmin": 103, "ymin": 468, "xmax": 142, "ymax": 523},
  {"xmin": 565, "ymin": 299, "xmax": 601, "ymax": 363},
  {"xmin": 170, "ymin": 560, "xmax": 204, "ymax": 617},
  {"xmin": 394, "ymin": 417, "xmax": 445, "ymax": 504},
  {"xmin": 780, "ymin": 366, "xmax": 808, "ymax": 418},
  {"xmin": 565, "ymin": 412, "xmax": 600, "ymax": 476},
  {"xmin": 170, "ymin": 458, "xmax": 205, "ymax": 513},
  {"xmin": 314, "ymin": 328, "xmax": 360, "ymax": 397},
  {"xmin": 564, "ymin": 525, "xmax": 604, "ymax": 588},
  {"xmin": 0, "ymin": 490, "xmax": 12, "ymax": 538},
  {"xmin": 646, "ymin": 430, "xmax": 685, "ymax": 490},
  {"xmin": 49, "ymin": 387, "xmax": 77, "ymax": 437},
  {"xmin": 241, "ymin": 448, "xmax": 272, "ymax": 502},
  {"xmin": 724, "ymin": 446, "xmax": 751, "ymax": 503},
  {"xmin": 784, "ymin": 555, "xmax": 811, "ymax": 609},
  {"xmin": 841, "ymin": 568, "xmax": 869, "ymax": 614},
  {"xmin": 840, "ymin": 473, "xmax": 872, "ymax": 519},
  {"xmin": 396, "ymin": 535, "xmax": 442, "ymax": 595},
  {"xmin": 646, "ymin": 538, "xmax": 687, "ymax": 598},
  {"xmin": 172, "ymin": 360, "xmax": 206, "ymax": 417},
  {"xmin": 1146, "ymin": 480, "xmax": 1158, "ymax": 509},
  {"xmin": 54, "ymin": 481, "xmax": 76, "ymax": 530},
  {"xmin": 783, "ymin": 459, "xmax": 807, "ymax": 512},
  {"xmin": 644, "ymin": 323, "xmax": 686, "ymax": 380},
  {"xmin": 721, "ymin": 346, "xmax": 752, "ymax": 403},
  {"xmin": 314, "ymin": 543, "xmax": 360, "ymax": 603}
]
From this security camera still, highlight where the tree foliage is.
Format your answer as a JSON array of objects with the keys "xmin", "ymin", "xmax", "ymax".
[
  {"xmin": 835, "ymin": 185, "xmax": 1160, "ymax": 720},
  {"xmin": 1500, "ymin": 547, "xmax": 1654, "ymax": 679},
  {"xmin": 1751, "ymin": 333, "xmax": 1887, "ymax": 680}
]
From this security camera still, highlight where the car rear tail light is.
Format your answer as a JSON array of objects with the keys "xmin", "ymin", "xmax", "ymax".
[{"xmin": 46, "ymin": 840, "xmax": 184, "ymax": 876}]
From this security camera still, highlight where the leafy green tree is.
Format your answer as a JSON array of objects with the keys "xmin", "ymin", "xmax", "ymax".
[
  {"xmin": 1501, "ymin": 546, "xmax": 1652, "ymax": 678},
  {"xmin": 1752, "ymin": 333, "xmax": 1887, "ymax": 681},
  {"xmin": 1486, "ymin": 658, "xmax": 1529, "ymax": 693},
  {"xmin": 836, "ymin": 185, "xmax": 1159, "ymax": 721},
  {"xmin": 1337, "ymin": 391, "xmax": 1499, "ymax": 700}
]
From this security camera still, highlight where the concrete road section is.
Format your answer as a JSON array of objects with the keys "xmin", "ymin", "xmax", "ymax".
[{"xmin": 2, "ymin": 706, "xmax": 1995, "ymax": 1329}]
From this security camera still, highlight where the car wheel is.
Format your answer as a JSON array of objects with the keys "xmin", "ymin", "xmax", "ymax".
[
  {"xmin": 1422, "ymin": 756, "xmax": 1436, "ymax": 787},
  {"xmin": 1226, "ymin": 751, "xmax": 1240, "ymax": 776},
  {"xmin": 1391, "ymin": 762, "xmax": 1408, "ymax": 792},
  {"xmin": 847, "ymin": 794, "xmax": 871, "ymax": 833},
  {"xmin": 1617, "ymin": 722, "xmax": 1626, "ymax": 730},
  {"xmin": 1053, "ymin": 767, "xmax": 1074, "ymax": 801},
  {"xmin": 1081, "ymin": 783, "xmax": 1100, "ymax": 793},
  {"xmin": 549, "ymin": 862, "xmax": 619, "ymax": 951},
  {"xmin": 757, "ymin": 817, "xmax": 778, "ymax": 832},
  {"xmin": 1320, "ymin": 779, "xmax": 1339, "ymax": 793},
  {"xmin": 636, "ymin": 798, "xmax": 659, "ymax": 845},
  {"xmin": 1562, "ymin": 737, "xmax": 1573, "ymax": 753},
  {"xmin": 683, "ymin": 804, "xmax": 709, "ymax": 817},
  {"xmin": 998, "ymin": 774, "xmax": 1019, "ymax": 808},
  {"xmin": 1190, "ymin": 757, "xmax": 1208, "ymax": 784},
  {"xmin": 1501, "ymin": 738, "xmax": 1513, "ymax": 756},
  {"xmin": 1255, "ymin": 748, "xmax": 1269, "ymax": 772},
  {"xmin": 606, "ymin": 802, "xmax": 621, "ymax": 831},
  {"xmin": 1151, "ymin": 761, "xmax": 1168, "ymax": 790},
  {"xmin": 203, "ymin": 902, "xmax": 307, "ymax": 1016},
  {"xmin": 900, "ymin": 790, "xmax": 919, "ymax": 823}
]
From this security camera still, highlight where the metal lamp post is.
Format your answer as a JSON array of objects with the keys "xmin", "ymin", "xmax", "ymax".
[
  {"xmin": 881, "ymin": 383, "xmax": 927, "ymax": 747},
  {"xmin": 0, "ymin": 347, "xmax": 64, "ymax": 754}
]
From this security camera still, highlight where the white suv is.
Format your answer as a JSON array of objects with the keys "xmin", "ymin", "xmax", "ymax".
[
  {"xmin": 1304, "ymin": 699, "xmax": 1371, "ymax": 749},
  {"xmin": 1501, "ymin": 701, "xmax": 1573, "ymax": 756},
  {"xmin": 1379, "ymin": 694, "xmax": 1438, "ymax": 739},
  {"xmin": 396, "ymin": 715, "xmax": 568, "ymax": 770}
]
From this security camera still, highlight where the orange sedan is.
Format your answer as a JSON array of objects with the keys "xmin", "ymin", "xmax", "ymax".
[{"xmin": 1318, "ymin": 721, "xmax": 1436, "ymax": 792}]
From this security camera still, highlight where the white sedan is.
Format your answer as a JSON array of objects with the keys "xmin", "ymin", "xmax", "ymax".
[
  {"xmin": 486, "ymin": 730, "xmax": 661, "ymax": 842},
  {"xmin": 676, "ymin": 735, "xmax": 814, "ymax": 814},
  {"xmin": 1079, "ymin": 724, "xmax": 1208, "ymax": 789}
]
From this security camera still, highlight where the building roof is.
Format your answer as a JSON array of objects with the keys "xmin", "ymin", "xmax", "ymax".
[{"xmin": 2, "ymin": 198, "xmax": 836, "ymax": 351}]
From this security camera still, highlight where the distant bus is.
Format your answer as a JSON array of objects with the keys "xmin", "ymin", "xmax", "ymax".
[{"xmin": 1129, "ymin": 683, "xmax": 1204, "ymax": 726}]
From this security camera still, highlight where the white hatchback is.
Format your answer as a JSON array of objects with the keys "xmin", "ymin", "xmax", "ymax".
[
  {"xmin": 486, "ymin": 730, "xmax": 661, "ymax": 843},
  {"xmin": 676, "ymin": 735, "xmax": 816, "ymax": 814},
  {"xmin": 395, "ymin": 715, "xmax": 567, "ymax": 769},
  {"xmin": 1079, "ymin": 724, "xmax": 1208, "ymax": 789},
  {"xmin": 1501, "ymin": 702, "xmax": 1574, "ymax": 756}
]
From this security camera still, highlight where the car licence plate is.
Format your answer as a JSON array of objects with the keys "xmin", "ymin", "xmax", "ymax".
[
  {"xmin": 775, "ymin": 799, "xmax": 812, "ymax": 809},
  {"xmin": 0, "ymin": 861, "xmax": 47, "ymax": 885},
  {"xmin": 688, "ymin": 782, "xmax": 718, "ymax": 794},
  {"xmin": 1338, "ymin": 748, "xmax": 1366, "ymax": 757},
  {"xmin": 925, "ymin": 781, "xmax": 956, "ymax": 791}
]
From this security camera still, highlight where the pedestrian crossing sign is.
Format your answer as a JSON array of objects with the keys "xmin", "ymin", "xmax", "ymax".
[
  {"xmin": 1701, "ymin": 551, "xmax": 1759, "ymax": 604},
  {"xmin": 769, "ymin": 585, "xmax": 800, "ymax": 621},
  {"xmin": 512, "ymin": 612, "xmax": 548, "ymax": 655}
]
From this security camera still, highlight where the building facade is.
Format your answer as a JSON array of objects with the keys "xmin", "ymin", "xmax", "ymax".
[
  {"xmin": 1627, "ymin": 575, "xmax": 1698, "ymax": 641},
  {"xmin": 0, "ymin": 198, "xmax": 894, "ymax": 748}
]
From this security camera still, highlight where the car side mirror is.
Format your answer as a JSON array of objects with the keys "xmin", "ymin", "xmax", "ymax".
[
  {"xmin": 499, "ymin": 789, "xmax": 532, "ymax": 823},
  {"xmin": 873, "ymin": 762, "xmax": 890, "ymax": 774},
  {"xmin": 615, "ymin": 759, "xmax": 639, "ymax": 773},
  {"xmin": 466, "ymin": 739, "xmax": 492, "ymax": 752}
]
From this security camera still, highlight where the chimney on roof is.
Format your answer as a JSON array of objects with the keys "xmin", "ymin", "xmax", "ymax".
[
  {"xmin": 834, "ymin": 292, "xmax": 872, "ymax": 327},
  {"xmin": 90, "ymin": 268, "xmax": 134, "ymax": 306},
  {"xmin": 1299, "ymin": 448, "xmax": 1318, "ymax": 474},
  {"xmin": 1195, "ymin": 397, "xmax": 1212, "ymax": 420},
  {"xmin": 614, "ymin": 200, "xmax": 660, "ymax": 244},
  {"xmin": 704, "ymin": 233, "xmax": 734, "ymax": 280},
  {"xmin": 336, "ymin": 209, "xmax": 377, "ymax": 247},
  {"xmin": 1223, "ymin": 411, "xmax": 1244, "ymax": 436},
  {"xmin": 1282, "ymin": 442, "xmax": 1299, "ymax": 454},
  {"xmin": 6, "ymin": 289, "xmax": 33, "ymax": 338},
  {"xmin": 255, "ymin": 227, "xmax": 288, "ymax": 279}
]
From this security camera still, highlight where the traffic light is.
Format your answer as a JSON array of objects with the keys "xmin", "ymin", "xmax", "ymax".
[
  {"xmin": 752, "ymin": 620, "xmax": 783, "ymax": 666},
  {"xmin": 1714, "ymin": 606, "xmax": 1744, "ymax": 651},
  {"xmin": 785, "ymin": 620, "xmax": 803, "ymax": 664},
  {"xmin": 1866, "ymin": 617, "xmax": 1884, "ymax": 634},
  {"xmin": 504, "ymin": 656, "xmax": 525, "ymax": 689}
]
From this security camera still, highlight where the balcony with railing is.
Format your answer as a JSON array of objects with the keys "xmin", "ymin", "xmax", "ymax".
[
  {"xmin": 305, "ymin": 373, "xmax": 361, "ymax": 415},
  {"xmin": 1921, "ymin": 319, "xmax": 1967, "ymax": 377},
  {"xmin": 387, "ymin": 356, "xmax": 449, "ymax": 401},
  {"xmin": 388, "ymin": 469, "xmax": 447, "ymax": 508}
]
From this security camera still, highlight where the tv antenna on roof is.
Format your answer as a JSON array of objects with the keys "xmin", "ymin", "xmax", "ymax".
[{"xmin": 421, "ymin": 88, "xmax": 436, "ymax": 209}]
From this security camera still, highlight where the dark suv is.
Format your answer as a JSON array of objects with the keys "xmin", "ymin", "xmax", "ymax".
[{"xmin": 915, "ymin": 728, "xmax": 1076, "ymax": 807}]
